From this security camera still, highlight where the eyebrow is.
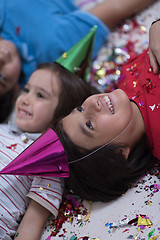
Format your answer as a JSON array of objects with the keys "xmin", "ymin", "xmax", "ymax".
[
  {"xmin": 38, "ymin": 87, "xmax": 51, "ymax": 96},
  {"xmin": 27, "ymin": 83, "xmax": 51, "ymax": 97}
]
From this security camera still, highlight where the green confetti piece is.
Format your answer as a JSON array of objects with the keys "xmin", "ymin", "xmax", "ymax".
[
  {"xmin": 148, "ymin": 228, "xmax": 155, "ymax": 239},
  {"xmin": 15, "ymin": 233, "xmax": 19, "ymax": 238},
  {"xmin": 70, "ymin": 235, "xmax": 77, "ymax": 240}
]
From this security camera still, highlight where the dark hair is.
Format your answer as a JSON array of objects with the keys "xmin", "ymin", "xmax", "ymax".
[
  {"xmin": 0, "ymin": 87, "xmax": 15, "ymax": 123},
  {"xmin": 0, "ymin": 71, "xmax": 23, "ymax": 123},
  {"xmin": 38, "ymin": 62, "xmax": 96, "ymax": 124},
  {"xmin": 54, "ymin": 123, "xmax": 158, "ymax": 202}
]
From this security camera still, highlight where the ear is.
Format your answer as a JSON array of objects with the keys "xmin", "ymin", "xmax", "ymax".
[{"xmin": 118, "ymin": 147, "xmax": 130, "ymax": 160}]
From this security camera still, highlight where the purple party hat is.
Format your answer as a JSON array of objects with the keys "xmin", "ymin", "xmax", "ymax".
[{"xmin": 0, "ymin": 128, "xmax": 69, "ymax": 177}]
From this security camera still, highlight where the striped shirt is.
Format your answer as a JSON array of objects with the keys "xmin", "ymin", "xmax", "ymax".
[{"xmin": 0, "ymin": 123, "xmax": 64, "ymax": 239}]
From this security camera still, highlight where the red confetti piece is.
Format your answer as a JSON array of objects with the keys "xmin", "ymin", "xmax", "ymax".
[
  {"xmin": 16, "ymin": 26, "xmax": 21, "ymax": 35},
  {"xmin": 122, "ymin": 229, "xmax": 130, "ymax": 233},
  {"xmin": 6, "ymin": 144, "xmax": 17, "ymax": 150}
]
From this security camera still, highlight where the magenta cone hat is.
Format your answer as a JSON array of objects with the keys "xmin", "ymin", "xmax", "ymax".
[{"xmin": 0, "ymin": 129, "xmax": 69, "ymax": 178}]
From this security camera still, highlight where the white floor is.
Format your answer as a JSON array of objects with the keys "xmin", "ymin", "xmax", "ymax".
[{"xmin": 41, "ymin": 1, "xmax": 160, "ymax": 239}]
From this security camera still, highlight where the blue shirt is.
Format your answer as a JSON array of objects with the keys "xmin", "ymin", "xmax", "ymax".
[{"xmin": 0, "ymin": 0, "xmax": 109, "ymax": 85}]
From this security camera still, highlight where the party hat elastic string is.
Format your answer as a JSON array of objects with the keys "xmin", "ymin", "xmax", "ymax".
[{"xmin": 69, "ymin": 110, "xmax": 133, "ymax": 165}]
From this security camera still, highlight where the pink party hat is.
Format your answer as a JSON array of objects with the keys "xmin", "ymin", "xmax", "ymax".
[{"xmin": 0, "ymin": 129, "xmax": 69, "ymax": 178}]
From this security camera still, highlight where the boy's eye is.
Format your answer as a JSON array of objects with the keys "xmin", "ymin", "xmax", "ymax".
[
  {"xmin": 37, "ymin": 92, "xmax": 45, "ymax": 98},
  {"xmin": 86, "ymin": 121, "xmax": 94, "ymax": 130},
  {"xmin": 0, "ymin": 73, "xmax": 5, "ymax": 82},
  {"xmin": 77, "ymin": 106, "xmax": 84, "ymax": 112}
]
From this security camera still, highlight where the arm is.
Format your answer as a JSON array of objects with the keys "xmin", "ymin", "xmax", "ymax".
[
  {"xmin": 149, "ymin": 20, "xmax": 160, "ymax": 74},
  {"xmin": 14, "ymin": 199, "xmax": 51, "ymax": 240},
  {"xmin": 88, "ymin": 0, "xmax": 156, "ymax": 29}
]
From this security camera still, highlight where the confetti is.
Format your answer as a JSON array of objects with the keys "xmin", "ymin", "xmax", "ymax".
[
  {"xmin": 62, "ymin": 52, "xmax": 67, "ymax": 58},
  {"xmin": 154, "ymin": 184, "xmax": 160, "ymax": 189},
  {"xmin": 138, "ymin": 215, "xmax": 152, "ymax": 229},
  {"xmin": 148, "ymin": 229, "xmax": 155, "ymax": 238},
  {"xmin": 149, "ymin": 104, "xmax": 156, "ymax": 111}
]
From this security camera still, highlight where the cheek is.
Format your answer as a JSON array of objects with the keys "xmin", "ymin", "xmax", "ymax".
[
  {"xmin": 7, "ymin": 61, "xmax": 21, "ymax": 82},
  {"xmin": 48, "ymin": 100, "xmax": 59, "ymax": 118},
  {"xmin": 15, "ymin": 98, "xmax": 20, "ymax": 114},
  {"xmin": 35, "ymin": 104, "xmax": 55, "ymax": 122},
  {"xmin": 97, "ymin": 115, "xmax": 123, "ymax": 140}
]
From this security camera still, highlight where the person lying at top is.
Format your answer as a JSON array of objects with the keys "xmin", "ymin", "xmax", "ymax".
[{"xmin": 0, "ymin": 0, "xmax": 155, "ymax": 122}]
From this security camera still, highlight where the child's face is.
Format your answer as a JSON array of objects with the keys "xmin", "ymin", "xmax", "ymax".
[
  {"xmin": 15, "ymin": 69, "xmax": 60, "ymax": 133},
  {"xmin": 62, "ymin": 89, "xmax": 133, "ymax": 150},
  {"xmin": 0, "ymin": 40, "xmax": 21, "ymax": 96}
]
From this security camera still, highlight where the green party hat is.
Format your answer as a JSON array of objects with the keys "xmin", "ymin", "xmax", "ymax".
[{"xmin": 56, "ymin": 25, "xmax": 97, "ymax": 82}]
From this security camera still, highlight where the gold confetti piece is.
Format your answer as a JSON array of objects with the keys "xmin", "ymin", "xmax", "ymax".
[
  {"xmin": 151, "ymin": 236, "xmax": 159, "ymax": 240},
  {"xmin": 148, "ymin": 201, "xmax": 152, "ymax": 206},
  {"xmin": 138, "ymin": 215, "xmax": 152, "ymax": 227},
  {"xmin": 96, "ymin": 68, "xmax": 106, "ymax": 77},
  {"xmin": 83, "ymin": 201, "xmax": 92, "ymax": 222},
  {"xmin": 133, "ymin": 81, "xmax": 137, "ymax": 87},
  {"xmin": 140, "ymin": 25, "xmax": 146, "ymax": 32},
  {"xmin": 62, "ymin": 52, "xmax": 67, "ymax": 58},
  {"xmin": 21, "ymin": 134, "xmax": 29, "ymax": 143},
  {"xmin": 39, "ymin": 187, "xmax": 44, "ymax": 190},
  {"xmin": 116, "ymin": 69, "xmax": 121, "ymax": 75},
  {"xmin": 47, "ymin": 184, "xmax": 50, "ymax": 187},
  {"xmin": 68, "ymin": 217, "xmax": 72, "ymax": 223}
]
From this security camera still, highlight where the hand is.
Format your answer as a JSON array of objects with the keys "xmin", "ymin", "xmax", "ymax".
[{"xmin": 149, "ymin": 20, "xmax": 160, "ymax": 74}]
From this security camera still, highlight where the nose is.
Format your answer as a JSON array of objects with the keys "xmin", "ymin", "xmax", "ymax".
[
  {"xmin": 21, "ymin": 93, "xmax": 31, "ymax": 105},
  {"xmin": 0, "ymin": 54, "xmax": 6, "ymax": 67},
  {"xmin": 86, "ymin": 97, "xmax": 101, "ymax": 113}
]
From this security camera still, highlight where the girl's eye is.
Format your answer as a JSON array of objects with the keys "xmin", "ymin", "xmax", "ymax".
[
  {"xmin": 86, "ymin": 121, "xmax": 94, "ymax": 130},
  {"xmin": 23, "ymin": 87, "xmax": 29, "ymax": 93},
  {"xmin": 37, "ymin": 92, "xmax": 45, "ymax": 98},
  {"xmin": 77, "ymin": 106, "xmax": 84, "ymax": 112}
]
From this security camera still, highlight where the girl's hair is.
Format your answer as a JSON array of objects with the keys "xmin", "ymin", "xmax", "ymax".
[
  {"xmin": 54, "ymin": 122, "xmax": 158, "ymax": 202},
  {"xmin": 38, "ymin": 62, "xmax": 95, "ymax": 124}
]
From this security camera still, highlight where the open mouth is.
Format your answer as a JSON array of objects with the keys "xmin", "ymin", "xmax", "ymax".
[
  {"xmin": 104, "ymin": 96, "xmax": 114, "ymax": 114},
  {"xmin": 18, "ymin": 108, "xmax": 32, "ymax": 117}
]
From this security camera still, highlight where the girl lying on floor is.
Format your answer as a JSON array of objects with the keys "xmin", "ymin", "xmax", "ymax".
[
  {"xmin": 54, "ymin": 20, "xmax": 160, "ymax": 202},
  {"xmin": 0, "ymin": 60, "xmax": 91, "ymax": 239},
  {"xmin": 0, "ymin": 0, "xmax": 156, "ymax": 122}
]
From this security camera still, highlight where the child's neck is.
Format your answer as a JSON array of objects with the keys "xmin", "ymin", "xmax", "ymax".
[{"xmin": 129, "ymin": 101, "xmax": 146, "ymax": 149}]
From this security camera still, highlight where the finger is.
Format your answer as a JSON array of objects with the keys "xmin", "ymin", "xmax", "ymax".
[{"xmin": 149, "ymin": 49, "xmax": 159, "ymax": 74}]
